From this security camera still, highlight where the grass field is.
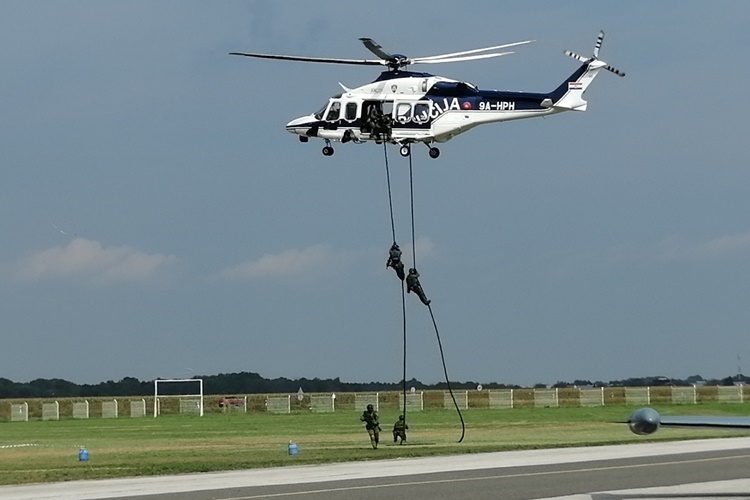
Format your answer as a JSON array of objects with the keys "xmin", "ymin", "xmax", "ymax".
[{"xmin": 1, "ymin": 404, "xmax": 749, "ymax": 485}]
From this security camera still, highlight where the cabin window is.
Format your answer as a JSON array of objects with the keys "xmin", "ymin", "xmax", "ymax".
[
  {"xmin": 392, "ymin": 101, "xmax": 431, "ymax": 125},
  {"xmin": 345, "ymin": 102, "xmax": 358, "ymax": 121},
  {"xmin": 395, "ymin": 103, "xmax": 411, "ymax": 124},
  {"xmin": 413, "ymin": 102, "xmax": 430, "ymax": 123}
]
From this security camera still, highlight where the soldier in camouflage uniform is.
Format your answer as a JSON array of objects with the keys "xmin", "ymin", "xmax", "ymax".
[
  {"xmin": 386, "ymin": 243, "xmax": 405, "ymax": 281},
  {"xmin": 392, "ymin": 414, "xmax": 408, "ymax": 444},
  {"xmin": 406, "ymin": 268, "xmax": 430, "ymax": 305},
  {"xmin": 360, "ymin": 404, "xmax": 381, "ymax": 449}
]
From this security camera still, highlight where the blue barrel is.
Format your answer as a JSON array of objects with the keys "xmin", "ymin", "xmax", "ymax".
[
  {"xmin": 288, "ymin": 442, "xmax": 298, "ymax": 455},
  {"xmin": 78, "ymin": 448, "xmax": 89, "ymax": 462}
]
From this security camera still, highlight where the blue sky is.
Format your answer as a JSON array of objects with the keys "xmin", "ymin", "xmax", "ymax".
[{"xmin": 2, "ymin": 1, "xmax": 749, "ymax": 387}]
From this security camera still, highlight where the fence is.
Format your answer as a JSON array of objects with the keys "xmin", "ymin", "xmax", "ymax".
[{"xmin": 1, "ymin": 385, "xmax": 747, "ymax": 422}]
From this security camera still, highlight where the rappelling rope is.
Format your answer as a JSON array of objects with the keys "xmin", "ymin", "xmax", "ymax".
[
  {"xmin": 383, "ymin": 143, "xmax": 408, "ymax": 424},
  {"xmin": 383, "ymin": 142, "xmax": 397, "ymax": 245},
  {"xmin": 427, "ymin": 303, "xmax": 465, "ymax": 443},
  {"xmin": 407, "ymin": 146, "xmax": 465, "ymax": 443},
  {"xmin": 408, "ymin": 146, "xmax": 417, "ymax": 269}
]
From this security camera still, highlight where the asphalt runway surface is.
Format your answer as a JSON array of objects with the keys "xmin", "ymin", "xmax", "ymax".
[{"xmin": 3, "ymin": 438, "xmax": 750, "ymax": 500}]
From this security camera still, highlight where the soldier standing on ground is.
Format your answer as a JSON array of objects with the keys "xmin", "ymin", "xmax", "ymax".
[{"xmin": 360, "ymin": 404, "xmax": 381, "ymax": 449}]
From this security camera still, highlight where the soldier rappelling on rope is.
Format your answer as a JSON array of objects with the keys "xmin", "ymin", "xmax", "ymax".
[
  {"xmin": 406, "ymin": 268, "xmax": 430, "ymax": 305},
  {"xmin": 386, "ymin": 243, "xmax": 405, "ymax": 281}
]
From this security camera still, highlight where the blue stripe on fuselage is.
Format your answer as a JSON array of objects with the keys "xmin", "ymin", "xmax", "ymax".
[{"xmin": 424, "ymin": 62, "xmax": 590, "ymax": 112}]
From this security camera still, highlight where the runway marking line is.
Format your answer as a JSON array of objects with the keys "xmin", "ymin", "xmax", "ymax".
[{"xmin": 218, "ymin": 453, "xmax": 750, "ymax": 499}]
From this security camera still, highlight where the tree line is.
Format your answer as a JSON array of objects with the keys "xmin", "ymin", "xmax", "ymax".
[
  {"xmin": 1, "ymin": 372, "xmax": 745, "ymax": 399},
  {"xmin": 0, "ymin": 372, "xmax": 517, "ymax": 399}
]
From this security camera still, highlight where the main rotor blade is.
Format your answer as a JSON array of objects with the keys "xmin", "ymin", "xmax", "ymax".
[
  {"xmin": 413, "ymin": 52, "xmax": 514, "ymax": 64},
  {"xmin": 414, "ymin": 40, "xmax": 534, "ymax": 61},
  {"xmin": 229, "ymin": 52, "xmax": 384, "ymax": 66},
  {"xmin": 358, "ymin": 38, "xmax": 398, "ymax": 63}
]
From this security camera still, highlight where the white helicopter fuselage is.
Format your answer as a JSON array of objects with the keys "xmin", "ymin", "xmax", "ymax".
[
  {"xmin": 231, "ymin": 31, "xmax": 622, "ymax": 158},
  {"xmin": 286, "ymin": 60, "xmax": 606, "ymax": 150}
]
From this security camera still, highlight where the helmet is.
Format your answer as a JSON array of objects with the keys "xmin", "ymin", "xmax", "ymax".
[
  {"xmin": 409, "ymin": 268, "xmax": 417, "ymax": 274},
  {"xmin": 398, "ymin": 415, "xmax": 405, "ymax": 420},
  {"xmin": 366, "ymin": 404, "xmax": 373, "ymax": 411}
]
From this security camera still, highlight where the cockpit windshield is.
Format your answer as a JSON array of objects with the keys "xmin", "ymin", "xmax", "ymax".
[
  {"xmin": 313, "ymin": 94, "xmax": 343, "ymax": 120},
  {"xmin": 313, "ymin": 103, "xmax": 327, "ymax": 120}
]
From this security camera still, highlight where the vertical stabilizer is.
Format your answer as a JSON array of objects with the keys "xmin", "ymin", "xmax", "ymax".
[{"xmin": 550, "ymin": 30, "xmax": 625, "ymax": 111}]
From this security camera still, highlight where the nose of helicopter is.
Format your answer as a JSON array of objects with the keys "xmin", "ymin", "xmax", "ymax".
[{"xmin": 286, "ymin": 114, "xmax": 316, "ymax": 136}]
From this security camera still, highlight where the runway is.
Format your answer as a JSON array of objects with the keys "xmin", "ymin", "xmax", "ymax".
[{"xmin": 3, "ymin": 438, "xmax": 750, "ymax": 500}]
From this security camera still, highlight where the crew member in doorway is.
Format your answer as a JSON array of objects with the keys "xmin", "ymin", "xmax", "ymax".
[
  {"xmin": 406, "ymin": 268, "xmax": 430, "ymax": 305},
  {"xmin": 366, "ymin": 104, "xmax": 391, "ymax": 142},
  {"xmin": 386, "ymin": 243, "xmax": 405, "ymax": 281}
]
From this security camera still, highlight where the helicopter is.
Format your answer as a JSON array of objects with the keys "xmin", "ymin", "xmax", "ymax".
[{"xmin": 230, "ymin": 31, "xmax": 624, "ymax": 159}]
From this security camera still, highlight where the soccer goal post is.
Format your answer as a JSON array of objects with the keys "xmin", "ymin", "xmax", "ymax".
[{"xmin": 154, "ymin": 378, "xmax": 204, "ymax": 417}]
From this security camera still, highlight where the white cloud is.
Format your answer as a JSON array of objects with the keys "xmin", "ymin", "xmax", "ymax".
[
  {"xmin": 658, "ymin": 231, "xmax": 750, "ymax": 261},
  {"xmin": 15, "ymin": 238, "xmax": 176, "ymax": 285},
  {"xmin": 219, "ymin": 238, "xmax": 436, "ymax": 282},
  {"xmin": 412, "ymin": 236, "xmax": 435, "ymax": 261},
  {"xmin": 219, "ymin": 244, "xmax": 332, "ymax": 280}
]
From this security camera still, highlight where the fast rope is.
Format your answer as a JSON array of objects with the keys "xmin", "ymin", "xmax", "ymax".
[
  {"xmin": 382, "ymin": 143, "xmax": 409, "ymax": 426},
  {"xmin": 407, "ymin": 147, "xmax": 465, "ymax": 443},
  {"xmin": 383, "ymin": 143, "xmax": 465, "ymax": 443}
]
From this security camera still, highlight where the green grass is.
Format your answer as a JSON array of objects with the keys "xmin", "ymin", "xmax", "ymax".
[{"xmin": 1, "ymin": 404, "xmax": 749, "ymax": 485}]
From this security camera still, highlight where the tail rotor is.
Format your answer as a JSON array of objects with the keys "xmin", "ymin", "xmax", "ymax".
[
  {"xmin": 564, "ymin": 50, "xmax": 590, "ymax": 63},
  {"xmin": 603, "ymin": 63, "xmax": 626, "ymax": 77},
  {"xmin": 593, "ymin": 30, "xmax": 604, "ymax": 58},
  {"xmin": 564, "ymin": 30, "xmax": 625, "ymax": 77}
]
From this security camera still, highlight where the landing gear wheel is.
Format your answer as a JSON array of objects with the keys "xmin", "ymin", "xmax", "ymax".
[
  {"xmin": 399, "ymin": 145, "xmax": 411, "ymax": 157},
  {"xmin": 322, "ymin": 146, "xmax": 334, "ymax": 156},
  {"xmin": 428, "ymin": 147, "xmax": 440, "ymax": 159}
]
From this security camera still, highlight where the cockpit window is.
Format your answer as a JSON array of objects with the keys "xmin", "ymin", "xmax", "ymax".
[
  {"xmin": 314, "ymin": 103, "xmax": 327, "ymax": 120},
  {"xmin": 326, "ymin": 101, "xmax": 341, "ymax": 121},
  {"xmin": 313, "ymin": 94, "xmax": 343, "ymax": 120}
]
